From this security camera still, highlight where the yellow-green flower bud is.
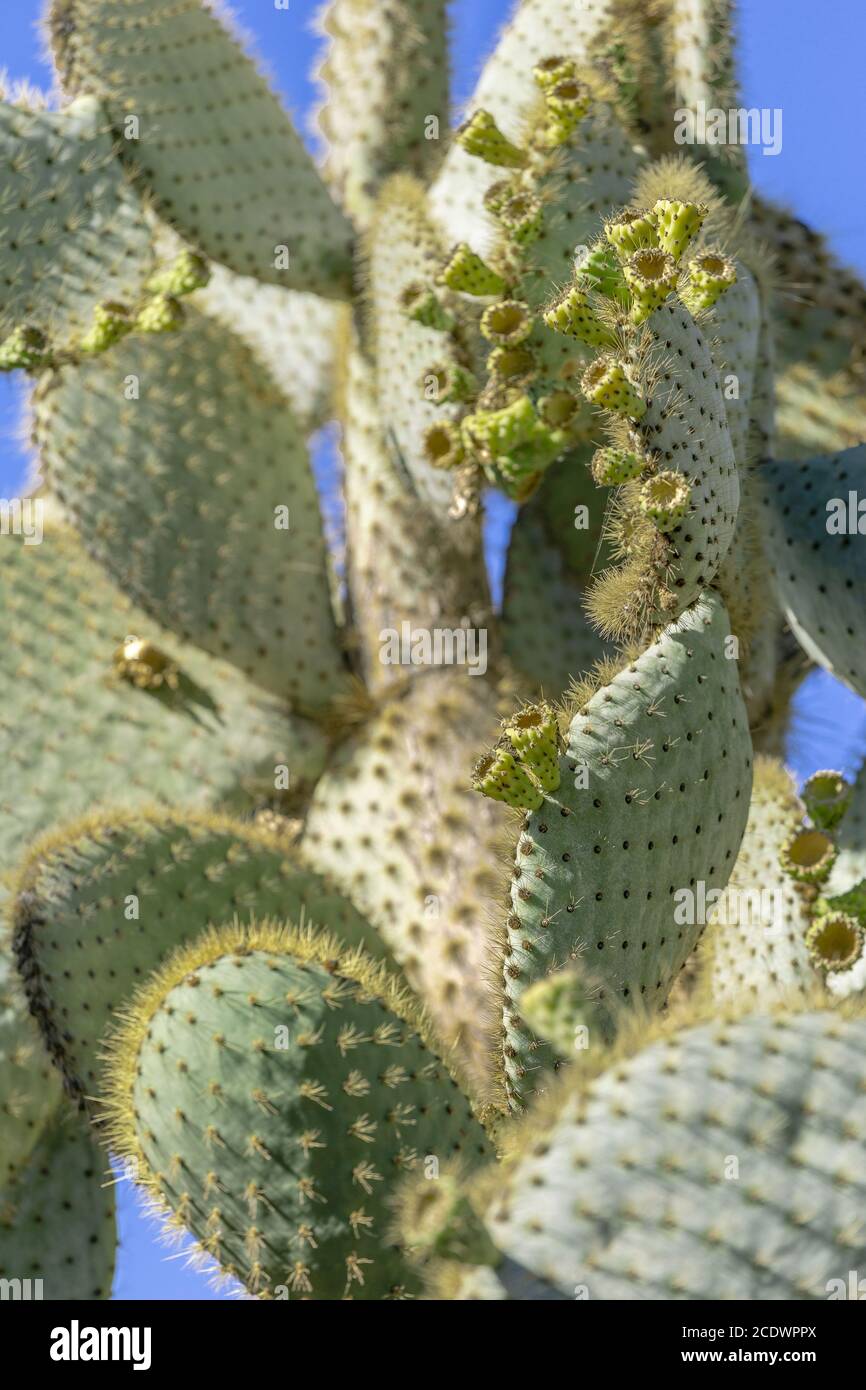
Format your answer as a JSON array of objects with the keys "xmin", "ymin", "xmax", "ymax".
[
  {"xmin": 399, "ymin": 281, "xmax": 454, "ymax": 331},
  {"xmin": 501, "ymin": 702, "xmax": 561, "ymax": 791},
  {"xmin": 581, "ymin": 354, "xmax": 646, "ymax": 418},
  {"xmin": 456, "ymin": 110, "xmax": 527, "ymax": 168},
  {"xmin": 543, "ymin": 286, "xmax": 615, "ymax": 346},
  {"xmin": 79, "ymin": 300, "xmax": 133, "ymax": 354},
  {"xmin": 135, "ymin": 294, "xmax": 185, "ymax": 334},
  {"xmin": 780, "ymin": 828, "xmax": 837, "ymax": 885},
  {"xmin": 653, "ymin": 199, "xmax": 708, "ymax": 261},
  {"xmin": 480, "ymin": 299, "xmax": 534, "ymax": 346},
  {"xmin": 604, "ymin": 207, "xmax": 659, "ymax": 259},
  {"xmin": 533, "ymin": 56, "xmax": 578, "ymax": 91},
  {"xmin": 591, "ymin": 445, "xmax": 644, "ymax": 486},
  {"xmin": 680, "ymin": 252, "xmax": 738, "ymax": 312},
  {"xmin": 147, "ymin": 249, "xmax": 211, "ymax": 297},
  {"xmin": 472, "ymin": 745, "xmax": 544, "ymax": 811},
  {"xmin": 539, "ymin": 79, "xmax": 592, "ymax": 146},
  {"xmin": 805, "ymin": 912, "xmax": 864, "ymax": 973},
  {"xmin": 420, "ymin": 362, "xmax": 477, "ymax": 405},
  {"xmin": 802, "ymin": 770, "xmax": 853, "ymax": 831},
  {"xmin": 639, "ymin": 471, "xmax": 692, "ymax": 531},
  {"xmin": 623, "ymin": 247, "xmax": 679, "ymax": 323},
  {"xmin": 498, "ymin": 192, "xmax": 544, "ymax": 246},
  {"xmin": 423, "ymin": 421, "xmax": 465, "ymax": 471},
  {"xmin": 438, "ymin": 244, "xmax": 507, "ymax": 297},
  {"xmin": 0, "ymin": 324, "xmax": 51, "ymax": 371}
]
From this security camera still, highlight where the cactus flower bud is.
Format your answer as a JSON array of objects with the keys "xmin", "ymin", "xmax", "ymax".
[
  {"xmin": 539, "ymin": 79, "xmax": 592, "ymax": 146},
  {"xmin": 399, "ymin": 281, "xmax": 454, "ymax": 331},
  {"xmin": 421, "ymin": 361, "xmax": 477, "ymax": 405},
  {"xmin": 591, "ymin": 445, "xmax": 645, "ymax": 486},
  {"xmin": 605, "ymin": 207, "xmax": 659, "ymax": 258},
  {"xmin": 497, "ymin": 192, "xmax": 544, "ymax": 246},
  {"xmin": 780, "ymin": 828, "xmax": 837, "ymax": 884},
  {"xmin": 0, "ymin": 323, "xmax": 51, "ymax": 371},
  {"xmin": 802, "ymin": 770, "xmax": 853, "ymax": 831},
  {"xmin": 538, "ymin": 390, "xmax": 581, "ymax": 431},
  {"xmin": 488, "ymin": 343, "xmax": 537, "ymax": 383},
  {"xmin": 483, "ymin": 179, "xmax": 519, "ymax": 216},
  {"xmin": 533, "ymin": 56, "xmax": 578, "ymax": 91},
  {"xmin": 79, "ymin": 300, "xmax": 133, "ymax": 354},
  {"xmin": 806, "ymin": 912, "xmax": 864, "ymax": 974},
  {"xmin": 424, "ymin": 421, "xmax": 465, "ymax": 470},
  {"xmin": 574, "ymin": 242, "xmax": 629, "ymax": 302},
  {"xmin": 501, "ymin": 703, "xmax": 562, "ymax": 791},
  {"xmin": 681, "ymin": 252, "xmax": 738, "ymax": 312},
  {"xmin": 456, "ymin": 110, "xmax": 527, "ymax": 168},
  {"xmin": 639, "ymin": 471, "xmax": 692, "ymax": 531},
  {"xmin": 472, "ymin": 745, "xmax": 544, "ymax": 811},
  {"xmin": 480, "ymin": 299, "xmax": 534, "ymax": 346},
  {"xmin": 581, "ymin": 354, "xmax": 646, "ymax": 418},
  {"xmin": 463, "ymin": 393, "xmax": 538, "ymax": 457},
  {"xmin": 652, "ymin": 199, "xmax": 708, "ymax": 261},
  {"xmin": 543, "ymin": 286, "xmax": 615, "ymax": 346},
  {"xmin": 438, "ymin": 244, "xmax": 506, "ymax": 297},
  {"xmin": 135, "ymin": 293, "xmax": 185, "ymax": 334},
  {"xmin": 623, "ymin": 247, "xmax": 679, "ymax": 323},
  {"xmin": 147, "ymin": 249, "xmax": 211, "ymax": 298}
]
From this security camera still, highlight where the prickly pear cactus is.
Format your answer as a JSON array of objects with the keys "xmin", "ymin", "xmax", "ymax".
[{"xmin": 2, "ymin": 0, "xmax": 866, "ymax": 1303}]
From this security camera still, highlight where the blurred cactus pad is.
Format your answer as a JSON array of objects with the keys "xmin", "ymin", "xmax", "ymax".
[{"xmin": 1, "ymin": 0, "xmax": 866, "ymax": 1303}]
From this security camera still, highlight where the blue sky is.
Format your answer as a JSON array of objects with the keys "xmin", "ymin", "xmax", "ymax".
[{"xmin": 2, "ymin": 0, "xmax": 865, "ymax": 1300}]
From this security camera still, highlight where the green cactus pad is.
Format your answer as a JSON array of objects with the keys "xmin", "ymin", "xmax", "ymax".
[
  {"xmin": 34, "ymin": 307, "xmax": 350, "ymax": 716},
  {"xmin": 193, "ymin": 261, "xmax": 346, "ymax": 435},
  {"xmin": 702, "ymin": 758, "xmax": 814, "ymax": 1007},
  {"xmin": 102, "ymin": 923, "xmax": 493, "ymax": 1299},
  {"xmin": 368, "ymin": 178, "xmax": 476, "ymax": 516},
  {"xmin": 426, "ymin": 1008, "xmax": 866, "ymax": 1300},
  {"xmin": 315, "ymin": 0, "xmax": 450, "ymax": 223},
  {"xmin": 0, "ymin": 954, "xmax": 61, "ymax": 1186},
  {"xmin": 0, "ymin": 1109, "xmax": 115, "ymax": 1300},
  {"xmin": 341, "ymin": 345, "xmax": 489, "ymax": 692},
  {"xmin": 502, "ymin": 450, "xmax": 610, "ymax": 698},
  {"xmin": 749, "ymin": 195, "xmax": 866, "ymax": 382},
  {"xmin": 302, "ymin": 672, "xmax": 513, "ymax": 1089},
  {"xmin": 50, "ymin": 0, "xmax": 353, "ymax": 297},
  {"xmin": 700, "ymin": 264, "xmax": 762, "ymax": 466},
  {"xmin": 759, "ymin": 446, "xmax": 866, "ymax": 701},
  {"xmin": 500, "ymin": 591, "xmax": 752, "ymax": 1107},
  {"xmin": 775, "ymin": 364, "xmax": 866, "ymax": 462},
  {"xmin": 0, "ymin": 526, "xmax": 326, "ymax": 871},
  {"xmin": 11, "ymin": 809, "xmax": 387, "ymax": 1103},
  {"xmin": 0, "ymin": 94, "xmax": 154, "ymax": 353},
  {"xmin": 503, "ymin": 512, "xmax": 609, "ymax": 697},
  {"xmin": 628, "ymin": 299, "xmax": 740, "ymax": 620}
]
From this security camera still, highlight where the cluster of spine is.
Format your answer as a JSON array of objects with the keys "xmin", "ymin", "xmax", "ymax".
[{"xmin": 2, "ymin": 0, "xmax": 866, "ymax": 1306}]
